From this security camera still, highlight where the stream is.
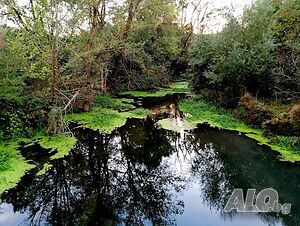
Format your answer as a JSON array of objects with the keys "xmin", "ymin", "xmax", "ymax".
[{"xmin": 0, "ymin": 94, "xmax": 300, "ymax": 226}]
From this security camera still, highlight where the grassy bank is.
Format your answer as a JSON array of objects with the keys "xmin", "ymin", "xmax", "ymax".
[{"xmin": 178, "ymin": 96, "xmax": 300, "ymax": 162}]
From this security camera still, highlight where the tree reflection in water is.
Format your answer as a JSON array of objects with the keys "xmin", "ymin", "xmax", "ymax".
[
  {"xmin": 2, "ymin": 118, "xmax": 185, "ymax": 226},
  {"xmin": 1, "ymin": 116, "xmax": 300, "ymax": 226}
]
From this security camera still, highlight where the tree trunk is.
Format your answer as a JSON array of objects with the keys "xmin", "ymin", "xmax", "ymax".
[
  {"xmin": 84, "ymin": 6, "xmax": 98, "ymax": 77},
  {"xmin": 111, "ymin": 0, "xmax": 142, "ymax": 92},
  {"xmin": 50, "ymin": 35, "xmax": 59, "ymax": 106}
]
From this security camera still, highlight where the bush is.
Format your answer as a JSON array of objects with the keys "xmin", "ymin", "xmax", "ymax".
[
  {"xmin": 236, "ymin": 92, "xmax": 273, "ymax": 125},
  {"xmin": 263, "ymin": 118, "xmax": 300, "ymax": 136},
  {"xmin": 0, "ymin": 148, "xmax": 14, "ymax": 171},
  {"xmin": 188, "ymin": 0, "xmax": 276, "ymax": 106},
  {"xmin": 0, "ymin": 94, "xmax": 48, "ymax": 140},
  {"xmin": 290, "ymin": 104, "xmax": 300, "ymax": 125}
]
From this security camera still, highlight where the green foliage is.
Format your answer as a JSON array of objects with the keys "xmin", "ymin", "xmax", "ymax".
[
  {"xmin": 189, "ymin": 0, "xmax": 300, "ymax": 104},
  {"xmin": 0, "ymin": 28, "xmax": 26, "ymax": 101},
  {"xmin": 130, "ymin": 0, "xmax": 180, "ymax": 65},
  {"xmin": 0, "ymin": 145, "xmax": 14, "ymax": 171},
  {"xmin": 0, "ymin": 94, "xmax": 48, "ymax": 140},
  {"xmin": 0, "ymin": 27, "xmax": 49, "ymax": 140},
  {"xmin": 0, "ymin": 0, "xmax": 185, "ymax": 139},
  {"xmin": 271, "ymin": 0, "xmax": 300, "ymax": 99},
  {"xmin": 188, "ymin": 0, "xmax": 276, "ymax": 106}
]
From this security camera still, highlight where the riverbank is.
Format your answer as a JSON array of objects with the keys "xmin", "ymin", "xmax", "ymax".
[{"xmin": 178, "ymin": 96, "xmax": 300, "ymax": 162}]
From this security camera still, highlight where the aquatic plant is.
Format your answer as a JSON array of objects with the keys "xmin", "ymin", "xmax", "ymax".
[
  {"xmin": 119, "ymin": 81, "xmax": 190, "ymax": 97},
  {"xmin": 0, "ymin": 140, "xmax": 35, "ymax": 194},
  {"xmin": 94, "ymin": 94, "xmax": 135, "ymax": 111},
  {"xmin": 65, "ymin": 107, "xmax": 151, "ymax": 133},
  {"xmin": 0, "ymin": 134, "xmax": 77, "ymax": 194}
]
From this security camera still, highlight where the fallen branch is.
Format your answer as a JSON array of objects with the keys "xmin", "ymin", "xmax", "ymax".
[{"xmin": 63, "ymin": 91, "xmax": 79, "ymax": 113}]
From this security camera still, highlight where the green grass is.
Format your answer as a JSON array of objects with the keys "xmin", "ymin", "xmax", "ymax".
[
  {"xmin": 271, "ymin": 136, "xmax": 300, "ymax": 154},
  {"xmin": 178, "ymin": 96, "xmax": 300, "ymax": 163},
  {"xmin": 245, "ymin": 133, "xmax": 300, "ymax": 162},
  {"xmin": 119, "ymin": 81, "xmax": 190, "ymax": 97}
]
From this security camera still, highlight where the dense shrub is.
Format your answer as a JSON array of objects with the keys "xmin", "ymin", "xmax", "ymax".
[
  {"xmin": 290, "ymin": 104, "xmax": 300, "ymax": 125},
  {"xmin": 188, "ymin": 0, "xmax": 300, "ymax": 106},
  {"xmin": 0, "ymin": 94, "xmax": 48, "ymax": 140},
  {"xmin": 236, "ymin": 92, "xmax": 273, "ymax": 125},
  {"xmin": 263, "ymin": 118, "xmax": 300, "ymax": 136},
  {"xmin": 271, "ymin": 0, "xmax": 300, "ymax": 100}
]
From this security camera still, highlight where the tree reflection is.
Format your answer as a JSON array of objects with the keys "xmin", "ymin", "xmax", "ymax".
[
  {"xmin": 2, "ymin": 119, "xmax": 185, "ymax": 226},
  {"xmin": 181, "ymin": 124, "xmax": 299, "ymax": 226},
  {"xmin": 2, "ymin": 117, "xmax": 300, "ymax": 226}
]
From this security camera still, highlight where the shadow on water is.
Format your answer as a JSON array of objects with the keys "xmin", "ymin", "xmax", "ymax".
[{"xmin": 1, "ymin": 94, "xmax": 300, "ymax": 226}]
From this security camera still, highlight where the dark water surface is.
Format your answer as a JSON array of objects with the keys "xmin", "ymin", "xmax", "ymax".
[{"xmin": 1, "ymin": 94, "xmax": 300, "ymax": 226}]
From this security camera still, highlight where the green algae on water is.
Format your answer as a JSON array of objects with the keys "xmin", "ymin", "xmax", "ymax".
[
  {"xmin": 0, "ymin": 140, "xmax": 35, "ymax": 195},
  {"xmin": 37, "ymin": 163, "xmax": 52, "ymax": 175},
  {"xmin": 65, "ymin": 108, "xmax": 130, "ymax": 133},
  {"xmin": 65, "ymin": 107, "xmax": 151, "ymax": 133},
  {"xmin": 0, "ymin": 133, "xmax": 77, "ymax": 194},
  {"xmin": 22, "ymin": 133, "xmax": 77, "ymax": 160},
  {"xmin": 119, "ymin": 81, "xmax": 190, "ymax": 97}
]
